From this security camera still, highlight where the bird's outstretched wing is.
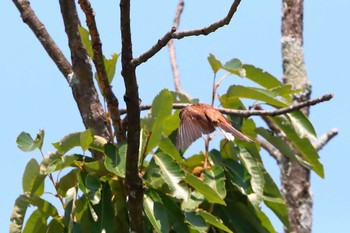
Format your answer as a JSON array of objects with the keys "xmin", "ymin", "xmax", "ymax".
[{"xmin": 176, "ymin": 106, "xmax": 215, "ymax": 151}]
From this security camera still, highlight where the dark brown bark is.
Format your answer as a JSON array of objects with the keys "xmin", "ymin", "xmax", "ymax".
[
  {"xmin": 281, "ymin": 0, "xmax": 313, "ymax": 232},
  {"xmin": 120, "ymin": 0, "xmax": 143, "ymax": 232},
  {"xmin": 59, "ymin": 0, "xmax": 110, "ymax": 159}
]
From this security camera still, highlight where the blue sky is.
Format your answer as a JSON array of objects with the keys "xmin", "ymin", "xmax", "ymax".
[{"xmin": 1, "ymin": 1, "xmax": 348, "ymax": 232}]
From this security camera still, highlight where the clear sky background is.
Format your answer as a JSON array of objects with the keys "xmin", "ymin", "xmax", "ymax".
[{"xmin": 1, "ymin": 1, "xmax": 348, "ymax": 232}]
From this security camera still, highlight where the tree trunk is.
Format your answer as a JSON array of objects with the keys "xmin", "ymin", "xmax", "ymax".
[{"xmin": 281, "ymin": 0, "xmax": 313, "ymax": 232}]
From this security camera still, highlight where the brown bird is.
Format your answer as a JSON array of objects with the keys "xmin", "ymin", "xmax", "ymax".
[{"xmin": 176, "ymin": 103, "xmax": 252, "ymax": 151}]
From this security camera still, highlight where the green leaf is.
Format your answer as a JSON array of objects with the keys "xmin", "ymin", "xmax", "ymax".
[
  {"xmin": 270, "ymin": 116, "xmax": 324, "ymax": 178},
  {"xmin": 184, "ymin": 174, "xmax": 226, "ymax": 205},
  {"xmin": 46, "ymin": 218, "xmax": 64, "ymax": 233},
  {"xmin": 239, "ymin": 146, "xmax": 264, "ymax": 204},
  {"xmin": 197, "ymin": 209, "xmax": 233, "ymax": 233},
  {"xmin": 243, "ymin": 64, "xmax": 282, "ymax": 89},
  {"xmin": 181, "ymin": 191, "xmax": 205, "ymax": 210},
  {"xmin": 144, "ymin": 189, "xmax": 170, "ymax": 233},
  {"xmin": 30, "ymin": 195, "xmax": 60, "ymax": 218},
  {"xmin": 104, "ymin": 53, "xmax": 119, "ymax": 84},
  {"xmin": 10, "ymin": 194, "xmax": 31, "ymax": 233},
  {"xmin": 52, "ymin": 132, "xmax": 107, "ymax": 154},
  {"xmin": 16, "ymin": 131, "xmax": 41, "ymax": 152},
  {"xmin": 22, "ymin": 158, "xmax": 45, "ymax": 196},
  {"xmin": 287, "ymin": 111, "xmax": 317, "ymax": 140},
  {"xmin": 104, "ymin": 143, "xmax": 126, "ymax": 177},
  {"xmin": 22, "ymin": 209, "xmax": 46, "ymax": 233},
  {"xmin": 144, "ymin": 89, "xmax": 173, "ymax": 154},
  {"xmin": 226, "ymin": 85, "xmax": 287, "ymax": 107},
  {"xmin": 154, "ymin": 152, "xmax": 189, "ymax": 200},
  {"xmin": 185, "ymin": 211, "xmax": 208, "ymax": 233},
  {"xmin": 262, "ymin": 170, "xmax": 290, "ymax": 229},
  {"xmin": 223, "ymin": 58, "xmax": 245, "ymax": 77},
  {"xmin": 78, "ymin": 26, "xmax": 93, "ymax": 58},
  {"xmin": 158, "ymin": 136, "xmax": 183, "ymax": 163},
  {"xmin": 207, "ymin": 54, "xmax": 223, "ymax": 74},
  {"xmin": 99, "ymin": 182, "xmax": 118, "ymax": 232},
  {"xmin": 57, "ymin": 169, "xmax": 80, "ymax": 197},
  {"xmin": 85, "ymin": 174, "xmax": 102, "ymax": 205},
  {"xmin": 202, "ymin": 166, "xmax": 226, "ymax": 199},
  {"xmin": 80, "ymin": 129, "xmax": 94, "ymax": 152}
]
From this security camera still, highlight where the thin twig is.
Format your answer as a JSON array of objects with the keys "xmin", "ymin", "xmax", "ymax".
[
  {"xmin": 131, "ymin": 0, "xmax": 242, "ymax": 67},
  {"xmin": 313, "ymin": 128, "xmax": 338, "ymax": 151},
  {"xmin": 168, "ymin": 0, "xmax": 191, "ymax": 99},
  {"xmin": 78, "ymin": 0, "xmax": 124, "ymax": 142},
  {"xmin": 119, "ymin": 93, "xmax": 333, "ymax": 117}
]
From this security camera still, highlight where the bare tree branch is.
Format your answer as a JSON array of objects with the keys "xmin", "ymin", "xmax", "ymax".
[
  {"xmin": 120, "ymin": 0, "xmax": 144, "ymax": 232},
  {"xmin": 119, "ymin": 93, "xmax": 333, "ymax": 117},
  {"xmin": 313, "ymin": 128, "xmax": 338, "ymax": 151},
  {"xmin": 78, "ymin": 0, "xmax": 124, "ymax": 142},
  {"xmin": 256, "ymin": 137, "xmax": 282, "ymax": 161},
  {"xmin": 131, "ymin": 0, "xmax": 242, "ymax": 67},
  {"xmin": 168, "ymin": 0, "xmax": 191, "ymax": 99},
  {"xmin": 13, "ymin": 0, "xmax": 72, "ymax": 78}
]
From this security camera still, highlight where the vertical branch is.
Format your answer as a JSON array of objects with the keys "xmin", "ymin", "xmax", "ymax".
[
  {"xmin": 120, "ymin": 0, "xmax": 143, "ymax": 232},
  {"xmin": 281, "ymin": 1, "xmax": 312, "ymax": 232},
  {"xmin": 168, "ymin": 0, "xmax": 191, "ymax": 99},
  {"xmin": 78, "ymin": 0, "xmax": 124, "ymax": 142},
  {"xmin": 59, "ymin": 0, "xmax": 110, "ymax": 159}
]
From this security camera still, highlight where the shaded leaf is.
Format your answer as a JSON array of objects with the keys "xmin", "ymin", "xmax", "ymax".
[
  {"xmin": 185, "ymin": 211, "xmax": 207, "ymax": 233},
  {"xmin": 57, "ymin": 169, "xmax": 80, "ymax": 197},
  {"xmin": 197, "ymin": 209, "xmax": 233, "ymax": 233},
  {"xmin": 203, "ymin": 166, "xmax": 226, "ymax": 199},
  {"xmin": 22, "ymin": 159, "xmax": 44, "ymax": 196},
  {"xmin": 10, "ymin": 194, "xmax": 31, "ymax": 233},
  {"xmin": 16, "ymin": 131, "xmax": 41, "ymax": 152},
  {"xmin": 22, "ymin": 209, "xmax": 46, "ymax": 233},
  {"xmin": 223, "ymin": 58, "xmax": 245, "ymax": 77},
  {"xmin": 46, "ymin": 218, "xmax": 64, "ymax": 233},
  {"xmin": 104, "ymin": 143, "xmax": 126, "ymax": 178}
]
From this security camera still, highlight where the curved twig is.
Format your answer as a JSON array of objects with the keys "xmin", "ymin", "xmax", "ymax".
[{"xmin": 131, "ymin": 0, "xmax": 241, "ymax": 67}]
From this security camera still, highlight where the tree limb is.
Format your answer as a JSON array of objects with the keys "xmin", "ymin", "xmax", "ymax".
[
  {"xmin": 313, "ymin": 128, "xmax": 338, "ymax": 151},
  {"xmin": 119, "ymin": 93, "xmax": 333, "ymax": 117},
  {"xmin": 168, "ymin": 0, "xmax": 191, "ymax": 99},
  {"xmin": 131, "ymin": 0, "xmax": 241, "ymax": 67},
  {"xmin": 120, "ymin": 0, "xmax": 144, "ymax": 232},
  {"xmin": 256, "ymin": 137, "xmax": 282, "ymax": 161},
  {"xmin": 78, "ymin": 0, "xmax": 124, "ymax": 142}
]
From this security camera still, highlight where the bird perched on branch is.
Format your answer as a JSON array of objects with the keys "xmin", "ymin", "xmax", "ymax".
[{"xmin": 176, "ymin": 103, "xmax": 252, "ymax": 151}]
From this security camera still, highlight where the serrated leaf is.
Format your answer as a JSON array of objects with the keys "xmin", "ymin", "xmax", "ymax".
[
  {"xmin": 144, "ymin": 89, "xmax": 173, "ymax": 154},
  {"xmin": 184, "ymin": 174, "xmax": 226, "ymax": 205},
  {"xmin": 144, "ymin": 189, "xmax": 170, "ymax": 233},
  {"xmin": 197, "ymin": 209, "xmax": 233, "ymax": 233},
  {"xmin": 270, "ymin": 116, "xmax": 324, "ymax": 178},
  {"xmin": 207, "ymin": 54, "xmax": 223, "ymax": 74},
  {"xmin": 287, "ymin": 111, "xmax": 317, "ymax": 140},
  {"xmin": 104, "ymin": 143, "xmax": 126, "ymax": 177},
  {"xmin": 223, "ymin": 58, "xmax": 245, "ymax": 77},
  {"xmin": 154, "ymin": 152, "xmax": 189, "ymax": 200},
  {"xmin": 203, "ymin": 166, "xmax": 226, "ymax": 199},
  {"xmin": 80, "ymin": 129, "xmax": 94, "ymax": 152},
  {"xmin": 239, "ymin": 146, "xmax": 264, "ymax": 203},
  {"xmin": 10, "ymin": 194, "xmax": 31, "ymax": 233},
  {"xmin": 243, "ymin": 64, "xmax": 282, "ymax": 89},
  {"xmin": 226, "ymin": 85, "xmax": 287, "ymax": 107},
  {"xmin": 78, "ymin": 26, "xmax": 93, "ymax": 58}
]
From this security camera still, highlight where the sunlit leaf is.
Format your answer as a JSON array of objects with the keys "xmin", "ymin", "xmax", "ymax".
[
  {"xmin": 270, "ymin": 116, "xmax": 324, "ymax": 178},
  {"xmin": 22, "ymin": 209, "xmax": 46, "ymax": 233},
  {"xmin": 197, "ymin": 209, "xmax": 233, "ymax": 233},
  {"xmin": 78, "ymin": 26, "xmax": 93, "ymax": 58},
  {"xmin": 181, "ymin": 191, "xmax": 204, "ymax": 210},
  {"xmin": 154, "ymin": 152, "xmax": 189, "ymax": 200},
  {"xmin": 207, "ymin": 54, "xmax": 223, "ymax": 74},
  {"xmin": 104, "ymin": 53, "xmax": 119, "ymax": 84},
  {"xmin": 46, "ymin": 218, "xmax": 64, "ymax": 233},
  {"xmin": 158, "ymin": 136, "xmax": 183, "ymax": 163},
  {"xmin": 30, "ymin": 195, "xmax": 59, "ymax": 218},
  {"xmin": 57, "ymin": 169, "xmax": 80, "ymax": 197},
  {"xmin": 144, "ymin": 189, "xmax": 170, "ymax": 233},
  {"xmin": 80, "ymin": 129, "xmax": 94, "ymax": 152},
  {"xmin": 144, "ymin": 89, "xmax": 173, "ymax": 154},
  {"xmin": 184, "ymin": 174, "xmax": 226, "ymax": 205},
  {"xmin": 243, "ymin": 64, "xmax": 282, "ymax": 89},
  {"xmin": 16, "ymin": 132, "xmax": 39, "ymax": 152},
  {"xmin": 223, "ymin": 58, "xmax": 245, "ymax": 77},
  {"xmin": 203, "ymin": 166, "xmax": 226, "ymax": 199},
  {"xmin": 22, "ymin": 159, "xmax": 45, "ymax": 196},
  {"xmin": 287, "ymin": 111, "xmax": 317, "ymax": 140}
]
